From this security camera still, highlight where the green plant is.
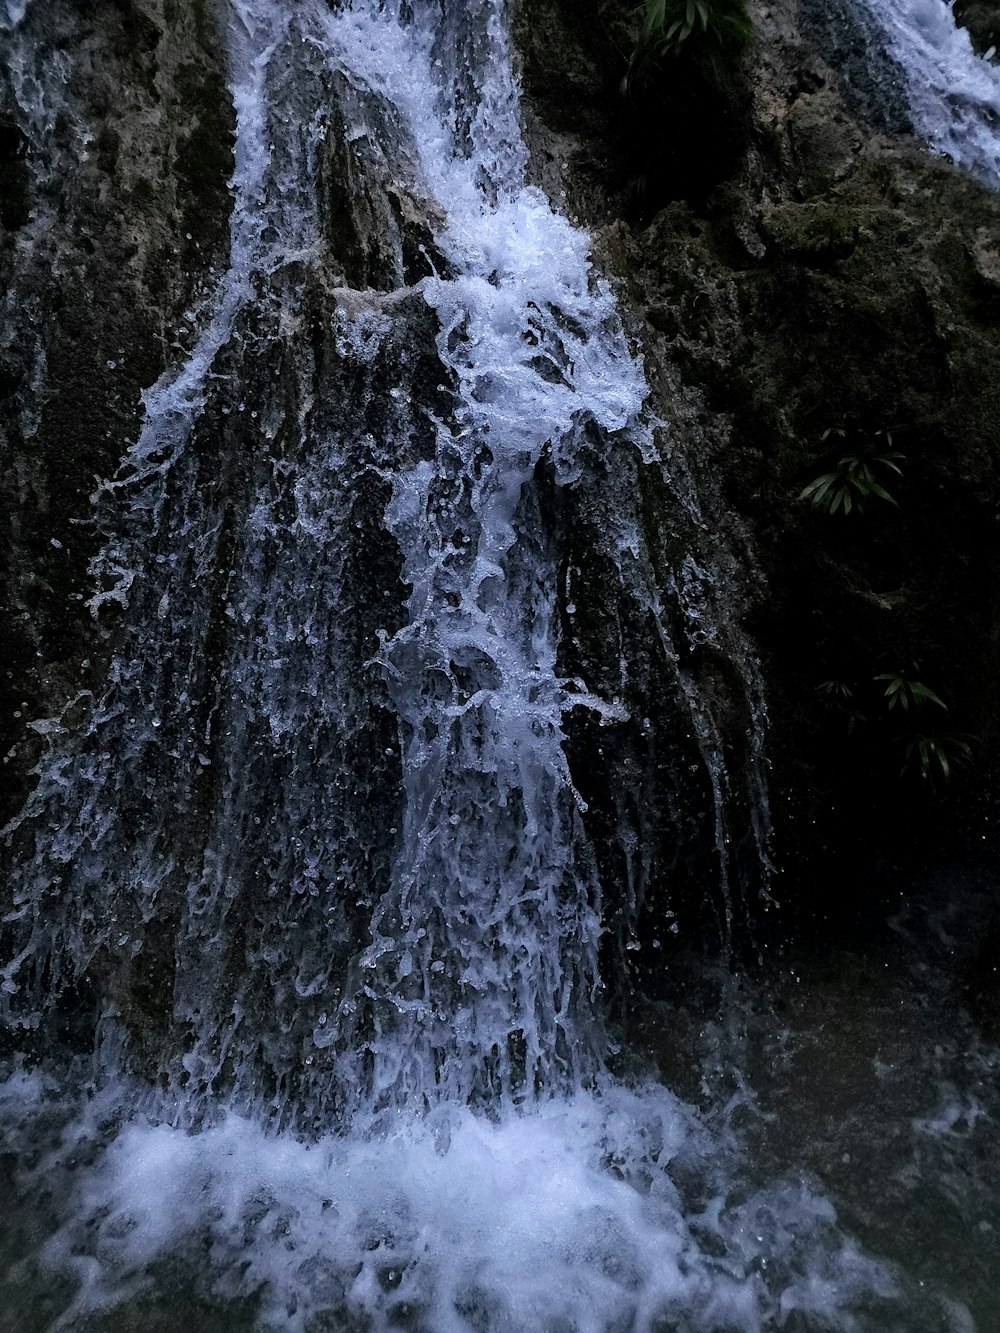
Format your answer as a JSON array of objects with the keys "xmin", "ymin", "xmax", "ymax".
[
  {"xmin": 624, "ymin": 0, "xmax": 752, "ymax": 88},
  {"xmin": 644, "ymin": 0, "xmax": 749, "ymax": 50},
  {"xmin": 799, "ymin": 429, "xmax": 904, "ymax": 516},
  {"xmin": 816, "ymin": 679, "xmax": 866, "ymax": 733},
  {"xmin": 872, "ymin": 671, "xmax": 973, "ymax": 784},
  {"xmin": 816, "ymin": 679, "xmax": 854, "ymax": 703},
  {"xmin": 899, "ymin": 733, "xmax": 973, "ymax": 785},
  {"xmin": 874, "ymin": 673, "xmax": 947, "ymax": 713},
  {"xmin": 814, "ymin": 669, "xmax": 974, "ymax": 784}
]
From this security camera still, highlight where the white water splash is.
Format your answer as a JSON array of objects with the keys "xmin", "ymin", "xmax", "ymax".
[
  {"xmin": 4, "ymin": 1070, "xmax": 893, "ymax": 1333},
  {"xmin": 324, "ymin": 0, "xmax": 647, "ymax": 1104},
  {"xmin": 863, "ymin": 0, "xmax": 1000, "ymax": 184}
]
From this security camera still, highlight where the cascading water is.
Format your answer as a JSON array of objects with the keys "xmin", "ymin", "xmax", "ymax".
[
  {"xmin": 860, "ymin": 0, "xmax": 1000, "ymax": 184},
  {"xmin": 1, "ymin": 0, "xmax": 904, "ymax": 1328}
]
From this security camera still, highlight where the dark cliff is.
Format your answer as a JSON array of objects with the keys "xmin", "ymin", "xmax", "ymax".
[
  {"xmin": 1, "ymin": 0, "xmax": 234, "ymax": 819},
  {"xmin": 514, "ymin": 0, "xmax": 1000, "ymax": 965}
]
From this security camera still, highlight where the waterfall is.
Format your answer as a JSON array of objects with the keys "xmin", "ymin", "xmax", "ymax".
[
  {"xmin": 1, "ymin": 0, "xmax": 893, "ymax": 1327},
  {"xmin": 861, "ymin": 0, "xmax": 1000, "ymax": 184},
  {"xmin": 328, "ymin": 0, "xmax": 647, "ymax": 1108}
]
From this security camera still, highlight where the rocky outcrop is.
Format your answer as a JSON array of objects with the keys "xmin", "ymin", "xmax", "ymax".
[
  {"xmin": 0, "ymin": 6, "xmax": 457, "ymax": 1095},
  {"xmin": 0, "ymin": 0, "xmax": 234, "ymax": 824},
  {"xmin": 954, "ymin": 0, "xmax": 1000, "ymax": 53},
  {"xmin": 514, "ymin": 0, "xmax": 1000, "ymax": 965}
]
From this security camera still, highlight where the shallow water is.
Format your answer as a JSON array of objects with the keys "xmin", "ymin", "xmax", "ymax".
[
  {"xmin": 4, "ymin": 870, "xmax": 998, "ymax": 1331},
  {"xmin": 5, "ymin": 865, "xmax": 999, "ymax": 1333},
  {"xmin": 627, "ymin": 867, "xmax": 1000, "ymax": 1332},
  {"xmin": 0, "ymin": 1061, "xmax": 898, "ymax": 1332}
]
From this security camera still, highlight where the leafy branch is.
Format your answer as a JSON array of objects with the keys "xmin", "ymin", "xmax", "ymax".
[
  {"xmin": 799, "ymin": 428, "xmax": 904, "ymax": 516},
  {"xmin": 624, "ymin": 0, "xmax": 752, "ymax": 90},
  {"xmin": 900, "ymin": 733, "xmax": 973, "ymax": 785},
  {"xmin": 815, "ymin": 669, "xmax": 974, "ymax": 785},
  {"xmin": 874, "ymin": 673, "xmax": 947, "ymax": 713}
]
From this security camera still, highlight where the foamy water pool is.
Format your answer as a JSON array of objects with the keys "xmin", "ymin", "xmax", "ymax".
[{"xmin": 0, "ymin": 1068, "xmax": 896, "ymax": 1333}]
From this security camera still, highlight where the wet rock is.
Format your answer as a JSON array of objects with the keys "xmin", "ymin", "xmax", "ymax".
[
  {"xmin": 0, "ymin": 0, "xmax": 235, "ymax": 824},
  {"xmin": 964, "ymin": 909, "xmax": 1000, "ymax": 1039},
  {"xmin": 953, "ymin": 0, "xmax": 1000, "ymax": 54},
  {"xmin": 799, "ymin": 0, "xmax": 913, "ymax": 134},
  {"xmin": 515, "ymin": 0, "xmax": 1000, "ymax": 958}
]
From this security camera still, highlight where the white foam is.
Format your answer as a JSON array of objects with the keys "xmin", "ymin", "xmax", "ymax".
[
  {"xmin": 864, "ymin": 0, "xmax": 1000, "ymax": 184},
  {"xmin": 0, "ymin": 0, "xmax": 28, "ymax": 31},
  {"xmin": 26, "ymin": 1080, "xmax": 892, "ymax": 1332}
]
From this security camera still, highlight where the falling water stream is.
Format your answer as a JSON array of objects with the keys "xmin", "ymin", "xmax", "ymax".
[
  {"xmin": 862, "ymin": 0, "xmax": 1000, "ymax": 183},
  {"xmin": 1, "ymin": 0, "xmax": 998, "ymax": 1328}
]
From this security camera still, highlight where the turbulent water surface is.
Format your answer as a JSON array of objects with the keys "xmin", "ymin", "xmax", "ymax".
[
  {"xmin": 863, "ymin": 0, "xmax": 1000, "ymax": 182},
  {"xmin": 0, "ymin": 0, "xmax": 998, "ymax": 1329}
]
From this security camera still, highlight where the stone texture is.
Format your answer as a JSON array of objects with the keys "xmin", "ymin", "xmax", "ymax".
[
  {"xmin": 0, "ymin": 0, "xmax": 235, "ymax": 823},
  {"xmin": 514, "ymin": 0, "xmax": 1000, "ymax": 964}
]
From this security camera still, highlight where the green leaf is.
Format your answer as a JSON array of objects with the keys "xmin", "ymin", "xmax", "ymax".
[
  {"xmin": 867, "ymin": 480, "xmax": 899, "ymax": 506},
  {"xmin": 800, "ymin": 474, "xmax": 837, "ymax": 501},
  {"xmin": 876, "ymin": 674, "xmax": 903, "ymax": 696},
  {"xmin": 644, "ymin": 0, "xmax": 667, "ymax": 32},
  {"xmin": 908, "ymin": 682, "xmax": 947, "ymax": 711},
  {"xmin": 818, "ymin": 679, "xmax": 854, "ymax": 700}
]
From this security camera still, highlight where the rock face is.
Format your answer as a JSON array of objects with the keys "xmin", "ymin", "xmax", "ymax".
[
  {"xmin": 0, "ymin": 0, "xmax": 234, "ymax": 824},
  {"xmin": 954, "ymin": 0, "xmax": 1000, "ymax": 53},
  {"xmin": 0, "ymin": 2, "xmax": 458, "ymax": 1098},
  {"xmin": 514, "ymin": 0, "xmax": 1000, "ymax": 962}
]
